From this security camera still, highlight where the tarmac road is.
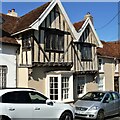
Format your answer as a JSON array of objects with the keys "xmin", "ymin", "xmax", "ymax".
[{"xmin": 75, "ymin": 114, "xmax": 120, "ymax": 120}]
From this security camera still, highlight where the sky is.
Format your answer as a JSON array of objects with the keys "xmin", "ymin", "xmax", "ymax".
[{"xmin": 1, "ymin": 1, "xmax": 119, "ymax": 41}]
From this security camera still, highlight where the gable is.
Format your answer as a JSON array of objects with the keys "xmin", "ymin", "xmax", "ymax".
[
  {"xmin": 74, "ymin": 18, "xmax": 103, "ymax": 48},
  {"xmin": 29, "ymin": 0, "xmax": 78, "ymax": 39}
]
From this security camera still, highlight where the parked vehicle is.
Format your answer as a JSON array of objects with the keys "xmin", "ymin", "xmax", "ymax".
[
  {"xmin": 74, "ymin": 91, "xmax": 120, "ymax": 120},
  {"xmin": 0, "ymin": 88, "xmax": 75, "ymax": 120}
]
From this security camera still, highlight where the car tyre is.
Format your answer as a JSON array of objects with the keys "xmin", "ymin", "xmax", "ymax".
[
  {"xmin": 96, "ymin": 110, "xmax": 104, "ymax": 120},
  {"xmin": 0, "ymin": 116, "xmax": 10, "ymax": 120},
  {"xmin": 59, "ymin": 112, "xmax": 73, "ymax": 120}
]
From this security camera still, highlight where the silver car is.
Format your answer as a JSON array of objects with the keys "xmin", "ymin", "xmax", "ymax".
[{"xmin": 74, "ymin": 91, "xmax": 120, "ymax": 120}]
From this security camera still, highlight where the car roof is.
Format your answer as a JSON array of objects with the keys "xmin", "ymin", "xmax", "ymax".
[{"xmin": 0, "ymin": 88, "xmax": 36, "ymax": 96}]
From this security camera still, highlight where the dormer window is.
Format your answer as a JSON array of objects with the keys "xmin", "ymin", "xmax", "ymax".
[{"xmin": 45, "ymin": 30, "xmax": 64, "ymax": 52}]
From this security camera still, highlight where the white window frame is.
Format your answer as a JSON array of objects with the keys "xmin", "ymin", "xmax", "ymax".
[
  {"xmin": 0, "ymin": 65, "xmax": 8, "ymax": 88},
  {"xmin": 115, "ymin": 60, "xmax": 118, "ymax": 72},
  {"xmin": 97, "ymin": 75, "xmax": 105, "ymax": 91},
  {"xmin": 46, "ymin": 73, "xmax": 73, "ymax": 102},
  {"xmin": 98, "ymin": 58, "xmax": 104, "ymax": 72}
]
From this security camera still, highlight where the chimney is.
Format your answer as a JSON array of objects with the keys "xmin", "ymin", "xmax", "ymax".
[
  {"xmin": 7, "ymin": 8, "xmax": 18, "ymax": 17},
  {"xmin": 84, "ymin": 12, "xmax": 93, "ymax": 24}
]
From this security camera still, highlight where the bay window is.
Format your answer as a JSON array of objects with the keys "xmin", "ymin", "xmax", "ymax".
[
  {"xmin": 46, "ymin": 73, "xmax": 73, "ymax": 102},
  {"xmin": 45, "ymin": 30, "xmax": 64, "ymax": 52}
]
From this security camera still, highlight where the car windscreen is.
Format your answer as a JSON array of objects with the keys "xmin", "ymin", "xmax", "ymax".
[{"xmin": 80, "ymin": 92, "xmax": 105, "ymax": 101}]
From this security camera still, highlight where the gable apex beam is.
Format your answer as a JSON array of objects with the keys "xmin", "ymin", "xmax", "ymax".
[{"xmin": 57, "ymin": 1, "xmax": 79, "ymax": 39}]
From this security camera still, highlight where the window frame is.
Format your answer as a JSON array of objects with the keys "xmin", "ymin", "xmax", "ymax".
[
  {"xmin": 80, "ymin": 43, "xmax": 92, "ymax": 61},
  {"xmin": 45, "ymin": 30, "xmax": 64, "ymax": 52},
  {"xmin": 98, "ymin": 58, "xmax": 104, "ymax": 72},
  {"xmin": 46, "ymin": 73, "xmax": 73, "ymax": 102},
  {"xmin": 22, "ymin": 32, "xmax": 32, "ymax": 50},
  {"xmin": 0, "ymin": 65, "xmax": 7, "ymax": 88}
]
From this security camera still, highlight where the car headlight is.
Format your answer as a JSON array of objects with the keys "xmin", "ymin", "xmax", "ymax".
[{"xmin": 89, "ymin": 106, "xmax": 99, "ymax": 111}]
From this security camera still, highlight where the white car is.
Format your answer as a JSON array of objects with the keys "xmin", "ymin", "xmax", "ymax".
[{"xmin": 0, "ymin": 88, "xmax": 75, "ymax": 120}]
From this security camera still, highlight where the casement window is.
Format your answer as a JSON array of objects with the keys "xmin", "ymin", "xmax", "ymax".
[
  {"xmin": 61, "ymin": 77, "xmax": 69, "ymax": 100},
  {"xmin": 98, "ymin": 58, "xmax": 103, "ymax": 71},
  {"xmin": 47, "ymin": 73, "xmax": 73, "ymax": 102},
  {"xmin": 49, "ymin": 77, "xmax": 58, "ymax": 100},
  {"xmin": 81, "ymin": 43, "xmax": 92, "ymax": 61},
  {"xmin": 45, "ymin": 31, "xmax": 64, "ymax": 52},
  {"xmin": 115, "ymin": 60, "xmax": 118, "ymax": 72},
  {"xmin": 22, "ymin": 33, "xmax": 31, "ymax": 49},
  {"xmin": 0, "ymin": 66, "xmax": 7, "ymax": 88},
  {"xmin": 97, "ymin": 75, "xmax": 104, "ymax": 91}
]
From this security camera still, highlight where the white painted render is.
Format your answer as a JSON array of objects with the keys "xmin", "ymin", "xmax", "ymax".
[{"xmin": 0, "ymin": 44, "xmax": 17, "ymax": 87}]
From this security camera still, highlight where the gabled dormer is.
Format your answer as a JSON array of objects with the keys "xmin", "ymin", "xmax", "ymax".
[{"xmin": 73, "ymin": 12, "xmax": 103, "ymax": 73}]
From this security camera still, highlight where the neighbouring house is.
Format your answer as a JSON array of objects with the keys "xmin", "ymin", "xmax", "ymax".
[
  {"xmin": 97, "ymin": 40, "xmax": 120, "ymax": 93},
  {"xmin": 1, "ymin": 0, "xmax": 103, "ymax": 102},
  {"xmin": 0, "ymin": 14, "xmax": 19, "ymax": 88}
]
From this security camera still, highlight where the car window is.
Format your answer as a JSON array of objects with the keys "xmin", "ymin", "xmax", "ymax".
[
  {"xmin": 2, "ymin": 91, "xmax": 31, "ymax": 103},
  {"xmin": 80, "ymin": 92, "xmax": 105, "ymax": 101},
  {"xmin": 29, "ymin": 91, "xmax": 48, "ymax": 104},
  {"xmin": 111, "ymin": 92, "xmax": 119, "ymax": 100},
  {"xmin": 103, "ymin": 93, "xmax": 113, "ymax": 103}
]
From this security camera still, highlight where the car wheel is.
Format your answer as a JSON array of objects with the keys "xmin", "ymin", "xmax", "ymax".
[
  {"xmin": 59, "ymin": 112, "xmax": 73, "ymax": 120},
  {"xmin": 96, "ymin": 110, "xmax": 104, "ymax": 120},
  {"xmin": 0, "ymin": 116, "xmax": 10, "ymax": 120}
]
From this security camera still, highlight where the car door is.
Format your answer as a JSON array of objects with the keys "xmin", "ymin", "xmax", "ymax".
[
  {"xmin": 103, "ymin": 93, "xmax": 115, "ymax": 116},
  {"xmin": 111, "ymin": 92, "xmax": 120, "ymax": 114},
  {"xmin": 28, "ymin": 91, "xmax": 58, "ymax": 120},
  {"xmin": 2, "ymin": 91, "xmax": 33, "ymax": 120}
]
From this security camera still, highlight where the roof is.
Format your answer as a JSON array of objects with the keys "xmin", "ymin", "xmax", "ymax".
[
  {"xmin": 0, "ymin": 13, "xmax": 19, "ymax": 34},
  {"xmin": 97, "ymin": 40, "xmax": 120, "ymax": 59},
  {"xmin": 73, "ymin": 20, "xmax": 85, "ymax": 32},
  {"xmin": 0, "ymin": 2, "xmax": 50, "ymax": 45},
  {"xmin": 0, "ymin": 13, "xmax": 19, "ymax": 45},
  {"xmin": 0, "ymin": 36, "xmax": 18, "ymax": 45},
  {"xmin": 13, "ymin": 2, "xmax": 50, "ymax": 33}
]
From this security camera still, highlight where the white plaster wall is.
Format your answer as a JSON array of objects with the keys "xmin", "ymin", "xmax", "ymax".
[{"xmin": 0, "ymin": 44, "xmax": 17, "ymax": 87}]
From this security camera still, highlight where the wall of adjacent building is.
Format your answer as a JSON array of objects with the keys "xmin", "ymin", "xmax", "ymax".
[{"xmin": 0, "ymin": 44, "xmax": 17, "ymax": 87}]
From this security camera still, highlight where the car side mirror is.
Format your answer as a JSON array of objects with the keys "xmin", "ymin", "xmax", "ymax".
[{"xmin": 46, "ymin": 99, "xmax": 53, "ymax": 106}]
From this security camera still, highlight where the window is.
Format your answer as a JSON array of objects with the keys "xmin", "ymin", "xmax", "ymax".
[
  {"xmin": 111, "ymin": 92, "xmax": 119, "ymax": 100},
  {"xmin": 81, "ymin": 43, "xmax": 92, "ymax": 61},
  {"xmin": 77, "ymin": 76, "xmax": 85, "ymax": 96},
  {"xmin": 115, "ymin": 60, "xmax": 118, "ymax": 72},
  {"xmin": 22, "ymin": 33, "xmax": 31, "ymax": 49},
  {"xmin": 97, "ymin": 76, "xmax": 104, "ymax": 90},
  {"xmin": 2, "ymin": 91, "xmax": 31, "ymax": 103},
  {"xmin": 47, "ymin": 74, "xmax": 73, "ymax": 102},
  {"xmin": 61, "ymin": 77, "xmax": 69, "ymax": 100},
  {"xmin": 98, "ymin": 58, "xmax": 103, "ymax": 71},
  {"xmin": 0, "ymin": 66, "xmax": 7, "ymax": 88},
  {"xmin": 29, "ymin": 91, "xmax": 47, "ymax": 104},
  {"xmin": 49, "ymin": 77, "xmax": 58, "ymax": 100},
  {"xmin": 45, "ymin": 31, "xmax": 64, "ymax": 52}
]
